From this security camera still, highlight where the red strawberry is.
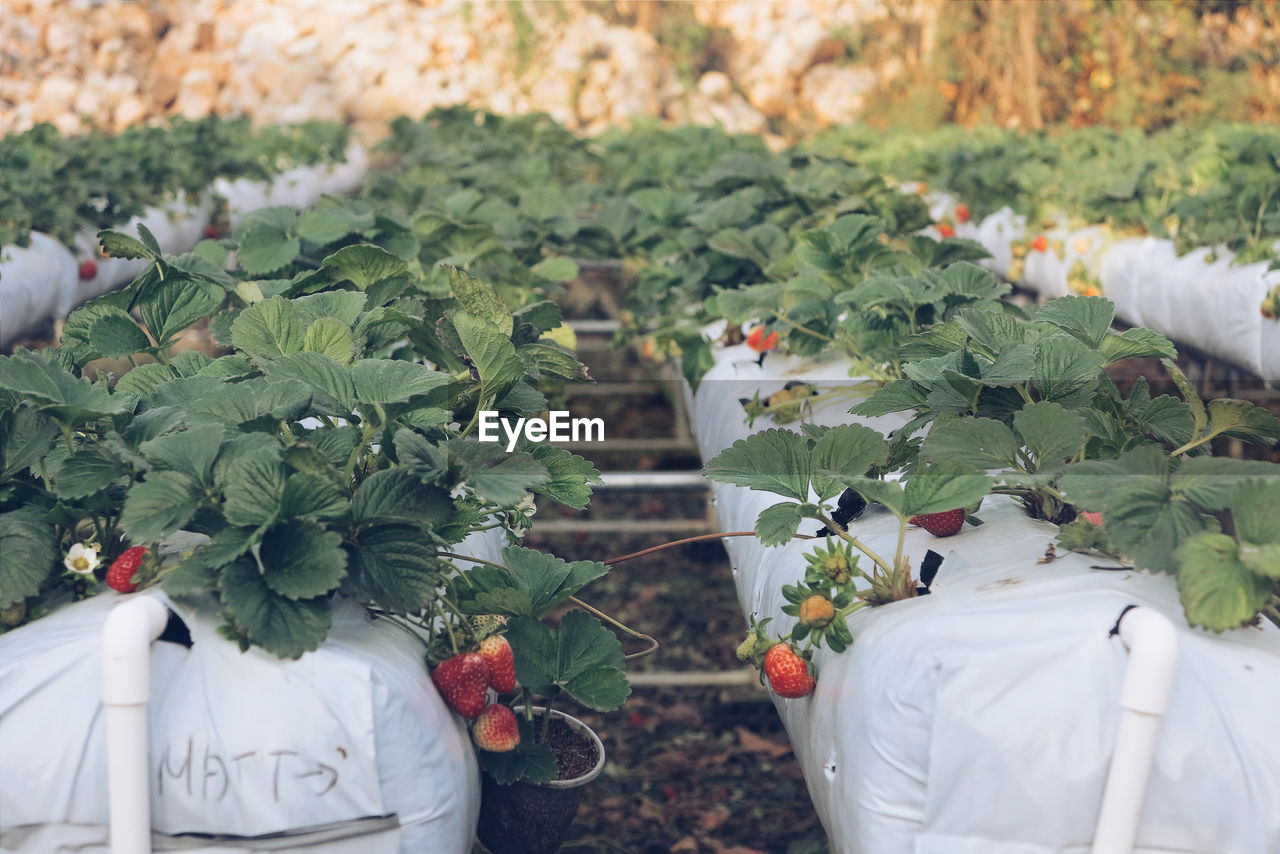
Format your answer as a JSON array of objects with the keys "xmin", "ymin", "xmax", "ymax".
[
  {"xmin": 78, "ymin": 259, "xmax": 98, "ymax": 280},
  {"xmin": 1079, "ymin": 511, "xmax": 1104, "ymax": 527},
  {"xmin": 432, "ymin": 652, "xmax": 489, "ymax": 719},
  {"xmin": 472, "ymin": 703, "xmax": 520, "ymax": 752},
  {"xmin": 937, "ymin": 223, "xmax": 956, "ymax": 239},
  {"xmin": 105, "ymin": 546, "xmax": 149, "ymax": 593},
  {"xmin": 908, "ymin": 509, "xmax": 966, "ymax": 537},
  {"xmin": 955, "ymin": 203, "xmax": 971, "ymax": 223},
  {"xmin": 746, "ymin": 326, "xmax": 778, "ymax": 352},
  {"xmin": 1031, "ymin": 235, "xmax": 1049, "ymax": 253},
  {"xmin": 479, "ymin": 635, "xmax": 517, "ymax": 693},
  {"xmin": 762, "ymin": 642, "xmax": 814, "ymax": 699},
  {"xmin": 203, "ymin": 224, "xmax": 221, "ymax": 240}
]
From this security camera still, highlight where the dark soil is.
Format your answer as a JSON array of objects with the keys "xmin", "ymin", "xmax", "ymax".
[{"xmin": 540, "ymin": 716, "xmax": 600, "ymax": 781}]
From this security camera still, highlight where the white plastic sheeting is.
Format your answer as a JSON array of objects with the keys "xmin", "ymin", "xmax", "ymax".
[
  {"xmin": 685, "ymin": 342, "xmax": 1280, "ymax": 854},
  {"xmin": 0, "ymin": 147, "xmax": 369, "ymax": 349},
  {"xmin": 924, "ymin": 192, "xmax": 1280, "ymax": 382},
  {"xmin": 0, "ymin": 528, "xmax": 503, "ymax": 854}
]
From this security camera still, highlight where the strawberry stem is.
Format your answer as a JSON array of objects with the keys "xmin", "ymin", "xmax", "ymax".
[{"xmin": 814, "ymin": 512, "xmax": 895, "ymax": 577}]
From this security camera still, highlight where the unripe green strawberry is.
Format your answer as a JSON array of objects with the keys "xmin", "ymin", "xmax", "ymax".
[
  {"xmin": 908, "ymin": 509, "xmax": 966, "ymax": 537},
  {"xmin": 105, "ymin": 546, "xmax": 150, "ymax": 593},
  {"xmin": 432, "ymin": 652, "xmax": 489, "ymax": 719},
  {"xmin": 798, "ymin": 594, "xmax": 835, "ymax": 628},
  {"xmin": 472, "ymin": 703, "xmax": 520, "ymax": 752},
  {"xmin": 479, "ymin": 635, "xmax": 517, "ymax": 693},
  {"xmin": 762, "ymin": 642, "xmax": 814, "ymax": 699}
]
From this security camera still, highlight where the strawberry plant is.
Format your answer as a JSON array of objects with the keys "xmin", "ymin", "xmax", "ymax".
[{"xmin": 0, "ymin": 217, "xmax": 602, "ymax": 660}]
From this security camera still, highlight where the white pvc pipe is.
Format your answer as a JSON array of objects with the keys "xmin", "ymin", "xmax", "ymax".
[
  {"xmin": 1091, "ymin": 606, "xmax": 1179, "ymax": 854},
  {"xmin": 101, "ymin": 595, "xmax": 170, "ymax": 854}
]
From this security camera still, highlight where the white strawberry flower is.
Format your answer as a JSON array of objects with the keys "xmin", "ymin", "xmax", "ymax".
[{"xmin": 64, "ymin": 543, "xmax": 100, "ymax": 576}]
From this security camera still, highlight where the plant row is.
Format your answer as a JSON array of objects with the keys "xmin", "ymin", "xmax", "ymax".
[{"xmin": 0, "ymin": 117, "xmax": 350, "ymax": 250}]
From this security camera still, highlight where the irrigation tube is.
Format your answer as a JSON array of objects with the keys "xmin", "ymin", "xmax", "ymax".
[
  {"xmin": 1091, "ymin": 606, "xmax": 1179, "ymax": 854},
  {"xmin": 101, "ymin": 595, "xmax": 170, "ymax": 854}
]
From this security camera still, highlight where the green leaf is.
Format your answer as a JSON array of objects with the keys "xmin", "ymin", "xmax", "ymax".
[
  {"xmin": 823, "ymin": 475, "xmax": 905, "ymax": 516},
  {"xmin": 530, "ymin": 256, "xmax": 579, "ymax": 283},
  {"xmin": 119, "ymin": 471, "xmax": 201, "ymax": 542},
  {"xmin": 1229, "ymin": 478, "xmax": 1280, "ymax": 548},
  {"xmin": 139, "ymin": 423, "xmax": 224, "ymax": 484},
  {"xmin": 520, "ymin": 343, "xmax": 589, "ymax": 382},
  {"xmin": 231, "ymin": 297, "xmax": 304, "ymax": 361},
  {"xmin": 809, "ymin": 424, "xmax": 889, "ymax": 502},
  {"xmin": 350, "ymin": 360, "xmax": 451, "ymax": 404},
  {"xmin": 453, "ymin": 312, "xmax": 524, "ymax": 404},
  {"xmin": 850, "ymin": 380, "xmax": 928, "ymax": 417},
  {"xmin": 350, "ymin": 468, "xmax": 454, "ymax": 526},
  {"xmin": 448, "ymin": 267, "xmax": 512, "ymax": 335},
  {"xmin": 903, "ymin": 466, "xmax": 990, "ymax": 517},
  {"xmin": 1034, "ymin": 296, "xmax": 1115, "ymax": 349},
  {"xmin": 98, "ymin": 229, "xmax": 158, "ymax": 261},
  {"xmin": 1032, "ymin": 335, "xmax": 1105, "ymax": 404},
  {"xmin": 0, "ymin": 507, "xmax": 57, "ymax": 607},
  {"xmin": 54, "ymin": 445, "xmax": 127, "ymax": 499},
  {"xmin": 527, "ymin": 445, "xmax": 600, "ymax": 510},
  {"xmin": 221, "ymin": 453, "xmax": 286, "ymax": 527},
  {"xmin": 237, "ymin": 220, "xmax": 300, "ymax": 277},
  {"xmin": 293, "ymin": 291, "xmax": 368, "ymax": 328},
  {"xmin": 1100, "ymin": 328, "xmax": 1177, "ymax": 364},
  {"xmin": 0, "ymin": 351, "xmax": 131, "ymax": 424},
  {"xmin": 1013, "ymin": 402, "xmax": 1089, "ymax": 469},
  {"xmin": 755, "ymin": 502, "xmax": 805, "ymax": 546},
  {"xmin": 220, "ymin": 558, "xmax": 330, "ymax": 659},
  {"xmin": 1, "ymin": 408, "xmax": 59, "ymax": 478},
  {"xmin": 502, "ymin": 546, "xmax": 609, "ymax": 617},
  {"xmin": 280, "ymin": 472, "xmax": 347, "ymax": 520},
  {"xmin": 479, "ymin": 728, "xmax": 557, "ymax": 785},
  {"xmin": 347, "ymin": 525, "xmax": 452, "ymax": 612},
  {"xmin": 703, "ymin": 429, "xmax": 811, "ymax": 502},
  {"xmin": 258, "ymin": 519, "xmax": 347, "ymax": 599},
  {"xmin": 88, "ymin": 310, "xmax": 151, "ymax": 357},
  {"xmin": 302, "ymin": 318, "xmax": 356, "ymax": 364},
  {"xmin": 321, "ymin": 244, "xmax": 408, "ymax": 290},
  {"xmin": 265, "ymin": 351, "xmax": 355, "ymax": 412},
  {"xmin": 921, "ymin": 418, "xmax": 1018, "ymax": 470},
  {"xmin": 444, "ymin": 440, "xmax": 548, "ymax": 507},
  {"xmin": 1104, "ymin": 478, "xmax": 1209, "ymax": 571},
  {"xmin": 1203, "ymin": 399, "xmax": 1280, "ymax": 446},
  {"xmin": 1177, "ymin": 534, "xmax": 1273, "ymax": 631},
  {"xmin": 557, "ymin": 610, "xmax": 629, "ymax": 711},
  {"xmin": 296, "ymin": 206, "xmax": 364, "ymax": 245},
  {"xmin": 138, "ymin": 277, "xmax": 223, "ymax": 344}
]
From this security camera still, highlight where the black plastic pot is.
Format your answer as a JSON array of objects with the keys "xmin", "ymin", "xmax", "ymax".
[{"xmin": 476, "ymin": 710, "xmax": 606, "ymax": 854}]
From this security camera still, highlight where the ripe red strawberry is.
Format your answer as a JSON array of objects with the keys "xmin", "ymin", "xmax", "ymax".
[
  {"xmin": 78, "ymin": 259, "xmax": 98, "ymax": 280},
  {"xmin": 479, "ymin": 635, "xmax": 517, "ymax": 693},
  {"xmin": 203, "ymin": 224, "xmax": 221, "ymax": 240},
  {"xmin": 955, "ymin": 203, "xmax": 970, "ymax": 223},
  {"xmin": 1031, "ymin": 235, "xmax": 1049, "ymax": 253},
  {"xmin": 432, "ymin": 652, "xmax": 489, "ymax": 719},
  {"xmin": 908, "ymin": 509, "xmax": 966, "ymax": 537},
  {"xmin": 1079, "ymin": 510, "xmax": 1104, "ymax": 527},
  {"xmin": 937, "ymin": 223, "xmax": 956, "ymax": 239},
  {"xmin": 472, "ymin": 703, "xmax": 520, "ymax": 752},
  {"xmin": 105, "ymin": 546, "xmax": 149, "ymax": 593},
  {"xmin": 746, "ymin": 326, "xmax": 778, "ymax": 352},
  {"xmin": 762, "ymin": 642, "xmax": 814, "ymax": 699}
]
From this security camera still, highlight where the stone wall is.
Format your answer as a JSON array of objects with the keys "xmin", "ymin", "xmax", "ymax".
[{"xmin": 0, "ymin": 0, "xmax": 922, "ymax": 141}]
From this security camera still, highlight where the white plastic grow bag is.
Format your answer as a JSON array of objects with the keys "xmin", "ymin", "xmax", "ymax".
[
  {"xmin": 684, "ymin": 342, "xmax": 1280, "ymax": 854},
  {"xmin": 0, "ymin": 527, "xmax": 502, "ymax": 854},
  {"xmin": 927, "ymin": 190, "xmax": 1280, "ymax": 381},
  {"xmin": 0, "ymin": 232, "xmax": 78, "ymax": 349}
]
